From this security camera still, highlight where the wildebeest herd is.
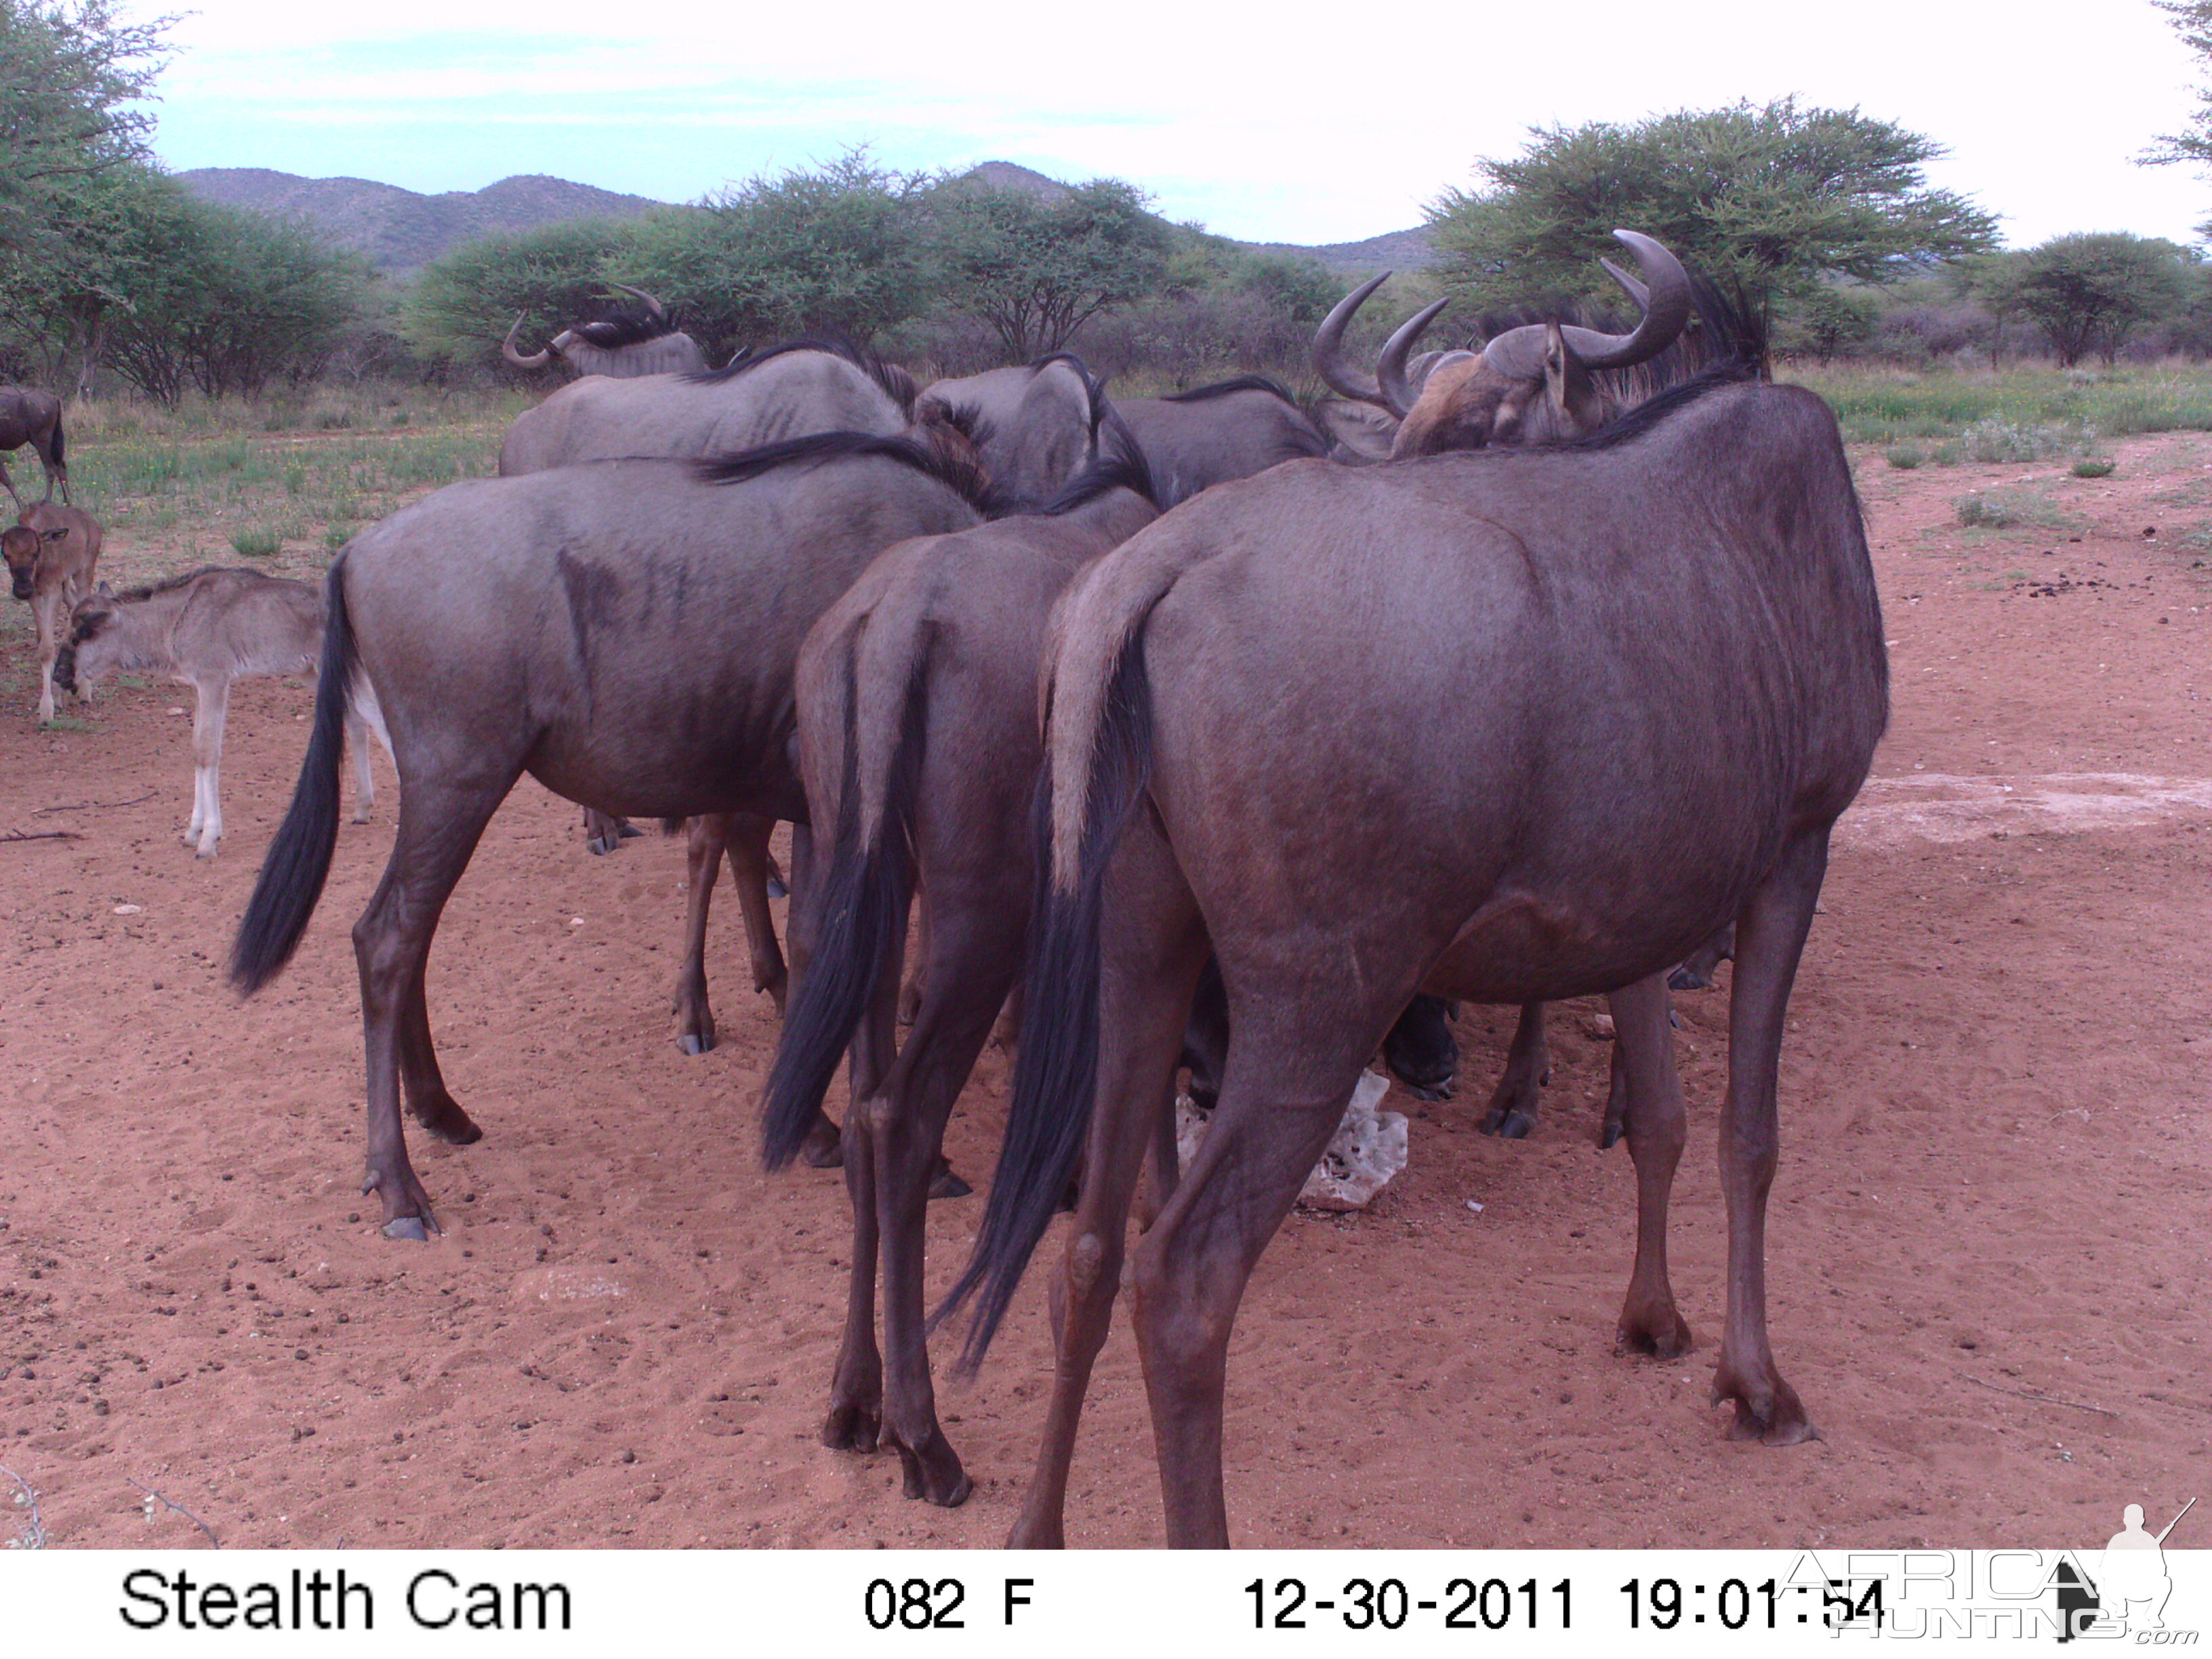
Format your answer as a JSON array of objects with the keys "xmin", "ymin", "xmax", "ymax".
[{"xmin": 12, "ymin": 233, "xmax": 1887, "ymax": 1549}]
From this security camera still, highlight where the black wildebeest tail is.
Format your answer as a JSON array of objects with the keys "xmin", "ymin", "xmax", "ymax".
[
  {"xmin": 759, "ymin": 615, "xmax": 926, "ymax": 1171},
  {"xmin": 46, "ymin": 405, "xmax": 64, "ymax": 468},
  {"xmin": 935, "ymin": 634, "xmax": 1155, "ymax": 1374},
  {"xmin": 230, "ymin": 560, "xmax": 354, "ymax": 994}
]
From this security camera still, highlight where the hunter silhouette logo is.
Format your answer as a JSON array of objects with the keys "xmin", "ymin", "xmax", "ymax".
[{"xmin": 2057, "ymin": 1496, "xmax": 2196, "ymax": 1641}]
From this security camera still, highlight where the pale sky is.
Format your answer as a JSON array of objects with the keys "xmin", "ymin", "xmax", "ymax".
[{"xmin": 143, "ymin": 0, "xmax": 2212, "ymax": 251}]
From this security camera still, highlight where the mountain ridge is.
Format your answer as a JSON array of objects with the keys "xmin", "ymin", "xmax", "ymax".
[{"xmin": 176, "ymin": 163, "xmax": 1433, "ymax": 279}]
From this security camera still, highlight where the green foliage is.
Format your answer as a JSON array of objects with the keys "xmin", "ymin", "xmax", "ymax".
[
  {"xmin": 2073, "ymin": 458, "xmax": 2116, "ymax": 477},
  {"xmin": 623, "ymin": 152, "xmax": 932, "ymax": 358},
  {"xmin": 930, "ymin": 178, "xmax": 1172, "ymax": 359},
  {"xmin": 405, "ymin": 220, "xmax": 641, "ymax": 373},
  {"xmin": 2005, "ymin": 233, "xmax": 2194, "ymax": 367},
  {"xmin": 1885, "ymin": 444, "xmax": 1925, "ymax": 469},
  {"xmin": 228, "ymin": 525, "xmax": 279, "ymax": 558},
  {"xmin": 2148, "ymin": 1, "xmax": 2212, "ymax": 187},
  {"xmin": 0, "ymin": 0, "xmax": 171, "ymax": 259},
  {"xmin": 1427, "ymin": 98, "xmax": 1999, "ymax": 316},
  {"xmin": 1792, "ymin": 285, "xmax": 1879, "ymax": 362}
]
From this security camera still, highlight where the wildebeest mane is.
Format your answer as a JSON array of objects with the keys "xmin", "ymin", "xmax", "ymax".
[
  {"xmin": 1160, "ymin": 373, "xmax": 1300, "ymax": 408},
  {"xmin": 106, "ymin": 565, "xmax": 266, "ymax": 605},
  {"xmin": 1541, "ymin": 278, "xmax": 1770, "ymax": 453},
  {"xmin": 693, "ymin": 430, "xmax": 998, "ymax": 513},
  {"xmin": 680, "ymin": 331, "xmax": 918, "ymax": 415},
  {"xmin": 571, "ymin": 306, "xmax": 680, "ymax": 350},
  {"xmin": 1029, "ymin": 424, "xmax": 1160, "ymax": 518}
]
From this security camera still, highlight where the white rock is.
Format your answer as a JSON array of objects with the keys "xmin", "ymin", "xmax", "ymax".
[{"xmin": 1176, "ymin": 1068, "xmax": 1406, "ymax": 1213}]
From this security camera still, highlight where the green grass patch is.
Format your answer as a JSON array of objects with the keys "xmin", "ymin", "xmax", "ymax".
[
  {"xmin": 1793, "ymin": 364, "xmax": 2212, "ymax": 449},
  {"xmin": 2072, "ymin": 458, "xmax": 2116, "ymax": 478},
  {"xmin": 1885, "ymin": 444, "xmax": 1925, "ymax": 470},
  {"xmin": 228, "ymin": 526, "xmax": 283, "ymax": 558}
]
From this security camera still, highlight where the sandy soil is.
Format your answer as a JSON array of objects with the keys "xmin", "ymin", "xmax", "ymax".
[{"xmin": 1, "ymin": 432, "xmax": 2207, "ymax": 1552}]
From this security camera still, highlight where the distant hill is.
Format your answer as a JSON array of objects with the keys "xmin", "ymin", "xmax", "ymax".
[
  {"xmin": 176, "ymin": 162, "xmax": 1432, "ymax": 280},
  {"xmin": 176, "ymin": 169, "xmax": 668, "ymax": 274}
]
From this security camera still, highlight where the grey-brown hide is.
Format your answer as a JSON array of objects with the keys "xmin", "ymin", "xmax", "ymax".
[
  {"xmin": 959, "ymin": 377, "xmax": 1887, "ymax": 1547},
  {"xmin": 1115, "ymin": 377, "xmax": 1331, "ymax": 498},
  {"xmin": 762, "ymin": 467, "xmax": 1159, "ymax": 1507},
  {"xmin": 500, "ymin": 287, "xmax": 709, "ymax": 378},
  {"xmin": 0, "ymin": 386, "xmax": 68, "ymax": 508},
  {"xmin": 57, "ymin": 566, "xmax": 390, "ymax": 857},
  {"xmin": 4, "ymin": 502, "xmax": 101, "ymax": 722},
  {"xmin": 229, "ymin": 449, "xmax": 985, "ymax": 1240},
  {"xmin": 917, "ymin": 356, "xmax": 1099, "ymax": 505},
  {"xmin": 497, "ymin": 342, "xmax": 912, "ymax": 476}
]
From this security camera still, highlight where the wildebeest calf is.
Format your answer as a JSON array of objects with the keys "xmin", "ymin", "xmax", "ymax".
[
  {"xmin": 56, "ymin": 567, "xmax": 389, "ymax": 857},
  {"xmin": 3, "ymin": 502, "xmax": 102, "ymax": 722}
]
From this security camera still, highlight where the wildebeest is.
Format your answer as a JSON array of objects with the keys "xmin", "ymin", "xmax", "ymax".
[
  {"xmin": 56, "ymin": 568, "xmax": 389, "ymax": 857},
  {"xmin": 941, "ymin": 253, "xmax": 1888, "ymax": 1547},
  {"xmin": 230, "ymin": 436, "xmax": 989, "ymax": 1239},
  {"xmin": 500, "ymin": 285, "xmax": 709, "ymax": 379},
  {"xmin": 1114, "ymin": 377, "xmax": 1334, "ymax": 499},
  {"xmin": 497, "ymin": 335, "xmax": 916, "ymax": 477},
  {"xmin": 501, "ymin": 333, "xmax": 927, "ymax": 1057},
  {"xmin": 1305, "ymin": 235, "xmax": 1732, "ymax": 1139},
  {"xmin": 3, "ymin": 501, "xmax": 101, "ymax": 722},
  {"xmin": 918, "ymin": 356, "xmax": 1101, "ymax": 506},
  {"xmin": 0, "ymin": 386, "xmax": 69, "ymax": 510},
  {"xmin": 761, "ymin": 413, "xmax": 1160, "ymax": 1506}
]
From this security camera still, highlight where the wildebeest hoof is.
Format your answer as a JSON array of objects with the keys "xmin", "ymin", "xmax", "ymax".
[
  {"xmin": 890, "ymin": 1431, "xmax": 972, "ymax": 1506},
  {"xmin": 766, "ymin": 872, "xmax": 788, "ymax": 900},
  {"xmin": 927, "ymin": 1164, "xmax": 972, "ymax": 1202},
  {"xmin": 1712, "ymin": 1368, "xmax": 1817, "ymax": 1445},
  {"xmin": 1481, "ymin": 1104, "xmax": 1536, "ymax": 1138},
  {"xmin": 800, "ymin": 1118, "xmax": 844, "ymax": 1169},
  {"xmin": 382, "ymin": 1216, "xmax": 432, "ymax": 1243},
  {"xmin": 1404, "ymin": 1078, "xmax": 1454, "ymax": 1103},
  {"xmin": 412, "ymin": 1092, "xmax": 484, "ymax": 1145},
  {"xmin": 821, "ymin": 1402, "xmax": 881, "ymax": 1454},
  {"xmin": 678, "ymin": 1031, "xmax": 713, "ymax": 1056},
  {"xmin": 587, "ymin": 836, "xmax": 617, "ymax": 855},
  {"xmin": 618, "ymin": 822, "xmax": 643, "ymax": 841},
  {"xmin": 1666, "ymin": 962, "xmax": 1714, "ymax": 991},
  {"xmin": 1616, "ymin": 1305, "xmax": 1694, "ymax": 1359}
]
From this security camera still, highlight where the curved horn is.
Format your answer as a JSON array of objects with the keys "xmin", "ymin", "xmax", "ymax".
[
  {"xmin": 1311, "ymin": 273, "xmax": 1393, "ymax": 407},
  {"xmin": 1376, "ymin": 298, "xmax": 1449, "ymax": 419},
  {"xmin": 1483, "ymin": 230, "xmax": 1694, "ymax": 381},
  {"xmin": 603, "ymin": 281, "xmax": 670, "ymax": 322},
  {"xmin": 501, "ymin": 314, "xmax": 552, "ymax": 369}
]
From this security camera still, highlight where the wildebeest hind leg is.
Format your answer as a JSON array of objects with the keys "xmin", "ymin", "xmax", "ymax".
[
  {"xmin": 870, "ymin": 895, "xmax": 1023, "ymax": 1506},
  {"xmin": 1605, "ymin": 974, "xmax": 1692, "ymax": 1357},
  {"xmin": 1481, "ymin": 1001, "xmax": 1551, "ymax": 1137},
  {"xmin": 1130, "ymin": 1012, "xmax": 1375, "ymax": 1549},
  {"xmin": 724, "ymin": 811, "xmax": 789, "ymax": 1015},
  {"xmin": 1710, "ymin": 829, "xmax": 1828, "ymax": 1446},
  {"xmin": 672, "ymin": 815, "xmax": 727, "ymax": 1054},
  {"xmin": 778, "ymin": 822, "xmax": 843, "ymax": 1167},
  {"xmin": 823, "ymin": 913, "xmax": 906, "ymax": 1456},
  {"xmin": 398, "ymin": 954, "xmax": 483, "ymax": 1147},
  {"xmin": 1008, "ymin": 827, "xmax": 1207, "ymax": 1550},
  {"xmin": 354, "ymin": 773, "xmax": 514, "ymax": 1240}
]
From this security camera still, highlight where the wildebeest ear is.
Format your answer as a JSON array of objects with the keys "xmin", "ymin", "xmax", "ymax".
[
  {"xmin": 96, "ymin": 580, "xmax": 112, "ymax": 596},
  {"xmin": 1315, "ymin": 398, "xmax": 1396, "ymax": 462},
  {"xmin": 1542, "ymin": 321, "xmax": 1572, "ymax": 416}
]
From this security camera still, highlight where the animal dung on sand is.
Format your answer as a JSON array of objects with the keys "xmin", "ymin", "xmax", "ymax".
[{"xmin": 1176, "ymin": 1069, "xmax": 1407, "ymax": 1212}]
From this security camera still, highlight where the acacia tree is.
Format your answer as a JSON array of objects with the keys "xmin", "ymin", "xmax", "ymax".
[
  {"xmin": 0, "ymin": 0, "xmax": 171, "ymax": 258},
  {"xmin": 929, "ymin": 178, "xmax": 1170, "ymax": 359},
  {"xmin": 1427, "ymin": 98, "xmax": 1998, "ymax": 316},
  {"xmin": 2007, "ymin": 233, "xmax": 2192, "ymax": 365}
]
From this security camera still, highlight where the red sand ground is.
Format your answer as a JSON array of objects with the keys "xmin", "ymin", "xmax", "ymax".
[{"xmin": 1, "ymin": 434, "xmax": 2207, "ymax": 1551}]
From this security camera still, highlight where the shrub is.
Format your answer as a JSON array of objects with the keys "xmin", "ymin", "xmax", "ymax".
[
  {"xmin": 228, "ymin": 525, "xmax": 281, "ymax": 557},
  {"xmin": 2072, "ymin": 458, "xmax": 2116, "ymax": 478},
  {"xmin": 1956, "ymin": 487, "xmax": 2065, "ymax": 528},
  {"xmin": 1886, "ymin": 445, "xmax": 1925, "ymax": 469}
]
